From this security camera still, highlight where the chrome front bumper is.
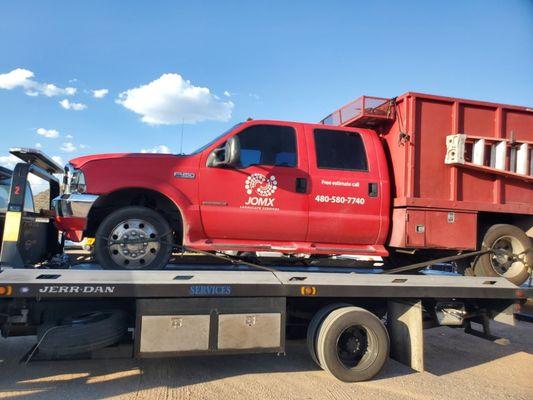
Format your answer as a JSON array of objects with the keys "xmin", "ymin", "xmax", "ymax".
[{"xmin": 53, "ymin": 193, "xmax": 99, "ymax": 218}]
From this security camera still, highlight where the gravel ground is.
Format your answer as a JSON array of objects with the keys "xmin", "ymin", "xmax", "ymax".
[{"xmin": 0, "ymin": 320, "xmax": 531, "ymax": 400}]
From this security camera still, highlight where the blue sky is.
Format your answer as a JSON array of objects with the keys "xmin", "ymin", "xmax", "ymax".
[{"xmin": 1, "ymin": 0, "xmax": 532, "ymax": 172}]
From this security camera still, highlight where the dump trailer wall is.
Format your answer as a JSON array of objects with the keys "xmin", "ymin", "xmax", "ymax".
[
  {"xmin": 385, "ymin": 93, "xmax": 532, "ymax": 213},
  {"xmin": 382, "ymin": 93, "xmax": 533, "ymax": 249}
]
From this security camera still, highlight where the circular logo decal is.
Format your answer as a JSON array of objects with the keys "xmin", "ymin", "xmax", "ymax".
[{"xmin": 245, "ymin": 173, "xmax": 278, "ymax": 197}]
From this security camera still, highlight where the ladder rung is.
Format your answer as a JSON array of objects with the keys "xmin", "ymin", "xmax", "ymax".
[
  {"xmin": 493, "ymin": 141, "xmax": 507, "ymax": 171},
  {"xmin": 472, "ymin": 139, "xmax": 485, "ymax": 166}
]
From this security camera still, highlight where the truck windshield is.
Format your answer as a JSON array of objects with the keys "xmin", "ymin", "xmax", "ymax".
[{"xmin": 189, "ymin": 123, "xmax": 243, "ymax": 155}]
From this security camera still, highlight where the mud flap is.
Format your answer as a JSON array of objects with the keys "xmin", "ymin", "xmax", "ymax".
[{"xmin": 387, "ymin": 300, "xmax": 424, "ymax": 372}]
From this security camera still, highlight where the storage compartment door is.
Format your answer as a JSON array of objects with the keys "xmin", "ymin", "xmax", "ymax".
[
  {"xmin": 218, "ymin": 313, "xmax": 282, "ymax": 350},
  {"xmin": 140, "ymin": 315, "xmax": 210, "ymax": 353}
]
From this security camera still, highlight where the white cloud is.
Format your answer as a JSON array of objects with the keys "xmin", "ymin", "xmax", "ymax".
[
  {"xmin": 223, "ymin": 90, "xmax": 231, "ymax": 97},
  {"xmin": 0, "ymin": 68, "xmax": 33, "ymax": 89},
  {"xmin": 59, "ymin": 99, "xmax": 87, "ymax": 111},
  {"xmin": 60, "ymin": 142, "xmax": 77, "ymax": 153},
  {"xmin": 0, "ymin": 154, "xmax": 47, "ymax": 193},
  {"xmin": 92, "ymin": 88, "xmax": 109, "ymax": 98},
  {"xmin": 36, "ymin": 128, "xmax": 59, "ymax": 138},
  {"xmin": 117, "ymin": 73, "xmax": 234, "ymax": 125},
  {"xmin": 140, "ymin": 145, "xmax": 172, "ymax": 154},
  {"xmin": 0, "ymin": 68, "xmax": 76, "ymax": 97},
  {"xmin": 66, "ymin": 134, "xmax": 73, "ymax": 139},
  {"xmin": 52, "ymin": 155, "xmax": 64, "ymax": 166},
  {"xmin": 35, "ymin": 143, "xmax": 42, "ymax": 148},
  {"xmin": 0, "ymin": 154, "xmax": 20, "ymax": 169},
  {"xmin": 79, "ymin": 144, "xmax": 87, "ymax": 149}
]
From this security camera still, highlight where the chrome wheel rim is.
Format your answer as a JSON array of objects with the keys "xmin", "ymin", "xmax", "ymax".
[
  {"xmin": 489, "ymin": 235, "xmax": 525, "ymax": 278},
  {"xmin": 108, "ymin": 218, "xmax": 160, "ymax": 269}
]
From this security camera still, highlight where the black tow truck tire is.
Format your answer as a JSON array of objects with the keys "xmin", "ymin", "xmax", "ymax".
[
  {"xmin": 306, "ymin": 302, "xmax": 351, "ymax": 367},
  {"xmin": 473, "ymin": 224, "xmax": 531, "ymax": 286},
  {"xmin": 314, "ymin": 306, "xmax": 389, "ymax": 382},
  {"xmin": 37, "ymin": 310, "xmax": 128, "ymax": 357}
]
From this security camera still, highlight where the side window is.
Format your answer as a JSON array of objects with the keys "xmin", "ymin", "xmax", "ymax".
[
  {"xmin": 314, "ymin": 129, "xmax": 368, "ymax": 171},
  {"xmin": 24, "ymin": 183, "xmax": 35, "ymax": 213},
  {"xmin": 0, "ymin": 178, "xmax": 9, "ymax": 212},
  {"xmin": 237, "ymin": 125, "xmax": 297, "ymax": 168}
]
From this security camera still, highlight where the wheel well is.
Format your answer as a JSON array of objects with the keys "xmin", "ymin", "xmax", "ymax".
[
  {"xmin": 85, "ymin": 188, "xmax": 183, "ymax": 243},
  {"xmin": 477, "ymin": 212, "xmax": 533, "ymax": 244}
]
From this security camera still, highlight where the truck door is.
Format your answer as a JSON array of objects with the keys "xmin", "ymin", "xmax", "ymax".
[
  {"xmin": 305, "ymin": 126, "xmax": 382, "ymax": 245},
  {"xmin": 198, "ymin": 123, "xmax": 309, "ymax": 242}
]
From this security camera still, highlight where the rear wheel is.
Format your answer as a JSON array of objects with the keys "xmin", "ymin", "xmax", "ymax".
[
  {"xmin": 312, "ymin": 306, "xmax": 389, "ymax": 382},
  {"xmin": 95, "ymin": 206, "xmax": 173, "ymax": 270},
  {"xmin": 306, "ymin": 303, "xmax": 350, "ymax": 367},
  {"xmin": 472, "ymin": 224, "xmax": 531, "ymax": 286}
]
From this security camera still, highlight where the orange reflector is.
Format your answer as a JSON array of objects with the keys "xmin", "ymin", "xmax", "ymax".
[
  {"xmin": 0, "ymin": 286, "xmax": 12, "ymax": 296},
  {"xmin": 300, "ymin": 286, "xmax": 317, "ymax": 296},
  {"xmin": 516, "ymin": 290, "xmax": 525, "ymax": 298}
]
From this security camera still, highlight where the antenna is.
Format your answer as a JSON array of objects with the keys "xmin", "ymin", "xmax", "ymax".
[{"xmin": 179, "ymin": 118, "xmax": 184, "ymax": 154}]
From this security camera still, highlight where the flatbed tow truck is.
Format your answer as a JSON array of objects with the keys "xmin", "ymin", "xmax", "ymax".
[{"xmin": 0, "ymin": 149, "xmax": 531, "ymax": 382}]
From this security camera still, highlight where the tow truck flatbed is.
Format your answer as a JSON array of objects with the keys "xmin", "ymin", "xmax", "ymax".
[{"xmin": 0, "ymin": 265, "xmax": 529, "ymax": 300}]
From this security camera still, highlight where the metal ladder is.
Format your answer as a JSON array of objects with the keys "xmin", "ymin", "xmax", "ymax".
[{"xmin": 445, "ymin": 134, "xmax": 533, "ymax": 182}]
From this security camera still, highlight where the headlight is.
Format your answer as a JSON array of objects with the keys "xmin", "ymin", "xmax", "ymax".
[{"xmin": 63, "ymin": 163, "xmax": 87, "ymax": 194}]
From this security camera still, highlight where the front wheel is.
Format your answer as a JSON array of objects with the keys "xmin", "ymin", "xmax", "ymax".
[{"xmin": 94, "ymin": 206, "xmax": 173, "ymax": 270}]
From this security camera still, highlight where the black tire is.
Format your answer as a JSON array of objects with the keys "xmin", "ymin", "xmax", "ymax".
[
  {"xmin": 315, "ymin": 306, "xmax": 389, "ymax": 382},
  {"xmin": 472, "ymin": 224, "xmax": 531, "ymax": 286},
  {"xmin": 95, "ymin": 206, "xmax": 173, "ymax": 270},
  {"xmin": 306, "ymin": 303, "xmax": 350, "ymax": 367},
  {"xmin": 37, "ymin": 310, "xmax": 128, "ymax": 357}
]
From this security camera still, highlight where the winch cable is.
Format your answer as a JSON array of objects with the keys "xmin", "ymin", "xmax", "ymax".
[
  {"xmin": 382, "ymin": 249, "xmax": 493, "ymax": 275},
  {"xmin": 383, "ymin": 247, "xmax": 532, "ymax": 281},
  {"xmin": 99, "ymin": 231, "xmax": 284, "ymax": 281},
  {"xmin": 99, "ymin": 232, "xmax": 531, "ymax": 286},
  {"xmin": 180, "ymin": 246, "xmax": 287, "ymax": 286},
  {"xmin": 180, "ymin": 246, "xmax": 281, "ymax": 274}
]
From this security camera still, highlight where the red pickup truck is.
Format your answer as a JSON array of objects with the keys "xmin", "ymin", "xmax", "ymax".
[{"xmin": 53, "ymin": 92, "xmax": 533, "ymax": 284}]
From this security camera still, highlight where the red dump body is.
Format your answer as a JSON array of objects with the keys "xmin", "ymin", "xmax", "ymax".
[{"xmin": 322, "ymin": 92, "xmax": 533, "ymax": 250}]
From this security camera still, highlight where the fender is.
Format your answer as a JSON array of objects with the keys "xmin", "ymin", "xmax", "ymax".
[
  {"xmin": 80, "ymin": 153, "xmax": 206, "ymax": 242},
  {"xmin": 90, "ymin": 182, "xmax": 205, "ymax": 243}
]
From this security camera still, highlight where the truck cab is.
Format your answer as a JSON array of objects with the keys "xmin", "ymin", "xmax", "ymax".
[{"xmin": 54, "ymin": 120, "xmax": 390, "ymax": 270}]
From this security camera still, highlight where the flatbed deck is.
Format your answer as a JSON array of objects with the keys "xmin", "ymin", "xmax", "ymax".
[{"xmin": 1, "ymin": 265, "xmax": 530, "ymax": 300}]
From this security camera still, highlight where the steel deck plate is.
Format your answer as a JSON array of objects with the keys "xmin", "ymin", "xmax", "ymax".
[{"xmin": 0, "ymin": 266, "xmax": 530, "ymax": 300}]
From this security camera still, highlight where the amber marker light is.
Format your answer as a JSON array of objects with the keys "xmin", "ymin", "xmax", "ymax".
[
  {"xmin": 0, "ymin": 285, "xmax": 13, "ymax": 296},
  {"xmin": 300, "ymin": 286, "xmax": 317, "ymax": 296}
]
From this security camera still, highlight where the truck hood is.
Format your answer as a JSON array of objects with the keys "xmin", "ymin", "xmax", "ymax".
[{"xmin": 69, "ymin": 153, "xmax": 182, "ymax": 169}]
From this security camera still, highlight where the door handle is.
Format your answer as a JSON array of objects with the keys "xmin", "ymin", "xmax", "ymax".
[
  {"xmin": 368, "ymin": 182, "xmax": 378, "ymax": 197},
  {"xmin": 296, "ymin": 178, "xmax": 307, "ymax": 193}
]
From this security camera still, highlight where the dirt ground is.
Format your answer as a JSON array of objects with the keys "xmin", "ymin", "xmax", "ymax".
[{"xmin": 0, "ymin": 320, "xmax": 531, "ymax": 400}]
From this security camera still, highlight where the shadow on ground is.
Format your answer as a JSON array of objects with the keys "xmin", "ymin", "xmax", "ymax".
[{"xmin": 0, "ymin": 320, "xmax": 531, "ymax": 400}]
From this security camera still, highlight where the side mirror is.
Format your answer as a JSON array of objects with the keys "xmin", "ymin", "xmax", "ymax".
[{"xmin": 206, "ymin": 136, "xmax": 241, "ymax": 168}]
